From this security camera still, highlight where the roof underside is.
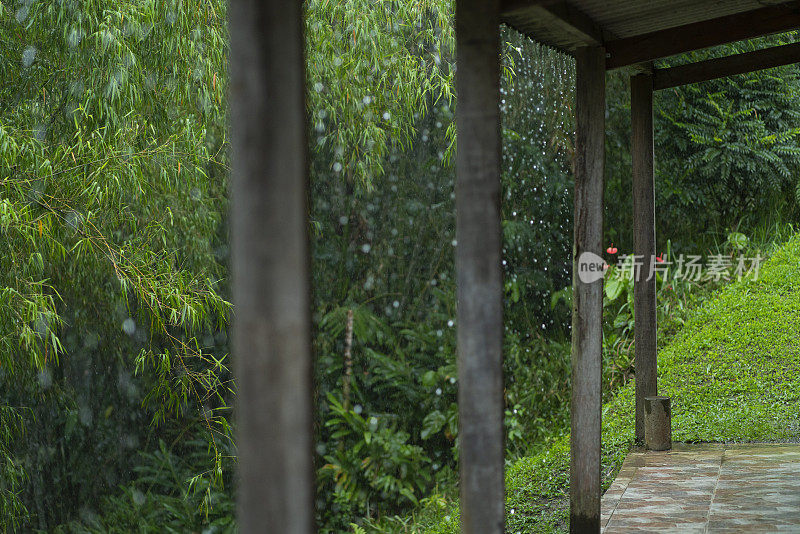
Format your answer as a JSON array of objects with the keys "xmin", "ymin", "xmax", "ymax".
[{"xmin": 501, "ymin": 0, "xmax": 800, "ymax": 68}]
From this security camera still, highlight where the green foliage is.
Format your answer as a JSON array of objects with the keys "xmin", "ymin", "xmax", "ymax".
[
  {"xmin": 604, "ymin": 34, "xmax": 800, "ymax": 254},
  {"xmin": 0, "ymin": 0, "xmax": 231, "ymax": 530},
  {"xmin": 309, "ymin": 24, "xmax": 582, "ymax": 529},
  {"xmin": 306, "ymin": 0, "xmax": 455, "ymax": 192},
  {"xmin": 655, "ymin": 35, "xmax": 800, "ymax": 240},
  {"xmin": 319, "ymin": 393, "xmax": 431, "ymax": 525},
  {"xmin": 417, "ymin": 234, "xmax": 800, "ymax": 533},
  {"xmin": 5, "ymin": 1, "xmax": 800, "ymax": 532},
  {"xmin": 306, "ymin": 4, "xmax": 460, "ymax": 528},
  {"xmin": 314, "ymin": 303, "xmax": 459, "ymax": 531},
  {"xmin": 0, "ymin": 406, "xmax": 26, "ymax": 533},
  {"xmin": 51, "ymin": 438, "xmax": 235, "ymax": 533},
  {"xmin": 660, "ymin": 237, "xmax": 800, "ymax": 441}
]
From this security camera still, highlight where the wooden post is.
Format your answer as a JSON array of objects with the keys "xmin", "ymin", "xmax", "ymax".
[
  {"xmin": 229, "ymin": 2, "xmax": 314, "ymax": 533},
  {"xmin": 571, "ymin": 46, "xmax": 605, "ymax": 534},
  {"xmin": 455, "ymin": 1, "xmax": 504, "ymax": 533},
  {"xmin": 631, "ymin": 73, "xmax": 657, "ymax": 445}
]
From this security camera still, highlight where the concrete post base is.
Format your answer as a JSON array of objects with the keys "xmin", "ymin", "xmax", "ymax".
[{"xmin": 644, "ymin": 396, "xmax": 672, "ymax": 451}]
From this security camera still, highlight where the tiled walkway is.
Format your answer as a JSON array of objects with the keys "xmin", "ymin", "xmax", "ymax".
[{"xmin": 601, "ymin": 443, "xmax": 800, "ymax": 532}]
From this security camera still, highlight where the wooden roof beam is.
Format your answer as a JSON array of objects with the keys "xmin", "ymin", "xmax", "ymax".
[
  {"xmin": 606, "ymin": 2, "xmax": 800, "ymax": 70},
  {"xmin": 500, "ymin": 0, "xmax": 551, "ymax": 12},
  {"xmin": 538, "ymin": 2, "xmax": 603, "ymax": 47},
  {"xmin": 653, "ymin": 41, "xmax": 800, "ymax": 90},
  {"xmin": 502, "ymin": 0, "xmax": 605, "ymax": 48}
]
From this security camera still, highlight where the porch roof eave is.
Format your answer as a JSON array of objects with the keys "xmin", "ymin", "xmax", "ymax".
[{"xmin": 500, "ymin": 0, "xmax": 800, "ymax": 70}]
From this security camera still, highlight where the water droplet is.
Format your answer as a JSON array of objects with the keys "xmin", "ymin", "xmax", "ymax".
[
  {"xmin": 122, "ymin": 318, "xmax": 136, "ymax": 336},
  {"xmin": 34, "ymin": 313, "xmax": 49, "ymax": 338},
  {"xmin": 33, "ymin": 123, "xmax": 46, "ymax": 141},
  {"xmin": 22, "ymin": 46, "xmax": 36, "ymax": 68},
  {"xmin": 132, "ymin": 489, "xmax": 145, "ymax": 506},
  {"xmin": 67, "ymin": 28, "xmax": 82, "ymax": 48},
  {"xmin": 79, "ymin": 405, "xmax": 93, "ymax": 426},
  {"xmin": 38, "ymin": 368, "xmax": 52, "ymax": 389},
  {"xmin": 15, "ymin": 5, "xmax": 29, "ymax": 23}
]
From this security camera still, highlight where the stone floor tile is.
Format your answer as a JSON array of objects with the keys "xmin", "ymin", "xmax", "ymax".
[{"xmin": 601, "ymin": 443, "xmax": 800, "ymax": 533}]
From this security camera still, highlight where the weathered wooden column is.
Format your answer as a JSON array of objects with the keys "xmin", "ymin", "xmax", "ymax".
[
  {"xmin": 570, "ymin": 46, "xmax": 605, "ymax": 534},
  {"xmin": 454, "ymin": 1, "xmax": 504, "ymax": 533},
  {"xmin": 631, "ymin": 73, "xmax": 657, "ymax": 444},
  {"xmin": 229, "ymin": 2, "xmax": 314, "ymax": 533}
]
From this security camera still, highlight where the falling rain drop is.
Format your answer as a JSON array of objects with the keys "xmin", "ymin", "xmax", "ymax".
[
  {"xmin": 15, "ymin": 5, "xmax": 29, "ymax": 23},
  {"xmin": 38, "ymin": 368, "xmax": 52, "ymax": 389},
  {"xmin": 122, "ymin": 317, "xmax": 136, "ymax": 336},
  {"xmin": 22, "ymin": 46, "xmax": 36, "ymax": 68},
  {"xmin": 67, "ymin": 28, "xmax": 82, "ymax": 48}
]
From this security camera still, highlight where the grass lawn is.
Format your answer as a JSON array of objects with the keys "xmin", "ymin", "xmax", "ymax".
[{"xmin": 410, "ymin": 236, "xmax": 800, "ymax": 533}]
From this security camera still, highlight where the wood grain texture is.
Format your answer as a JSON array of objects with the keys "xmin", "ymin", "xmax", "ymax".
[
  {"xmin": 533, "ymin": 2, "xmax": 604, "ymax": 47},
  {"xmin": 606, "ymin": 2, "xmax": 800, "ymax": 69},
  {"xmin": 455, "ymin": 1, "xmax": 505, "ymax": 532},
  {"xmin": 653, "ymin": 41, "xmax": 800, "ymax": 90},
  {"xmin": 631, "ymin": 73, "xmax": 657, "ymax": 445},
  {"xmin": 229, "ymin": 1, "xmax": 314, "ymax": 532},
  {"xmin": 570, "ymin": 46, "xmax": 605, "ymax": 534}
]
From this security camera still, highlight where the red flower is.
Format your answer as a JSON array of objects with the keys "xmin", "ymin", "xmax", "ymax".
[
  {"xmin": 606, "ymin": 244, "xmax": 618, "ymax": 255},
  {"xmin": 656, "ymin": 253, "xmax": 664, "ymax": 263}
]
